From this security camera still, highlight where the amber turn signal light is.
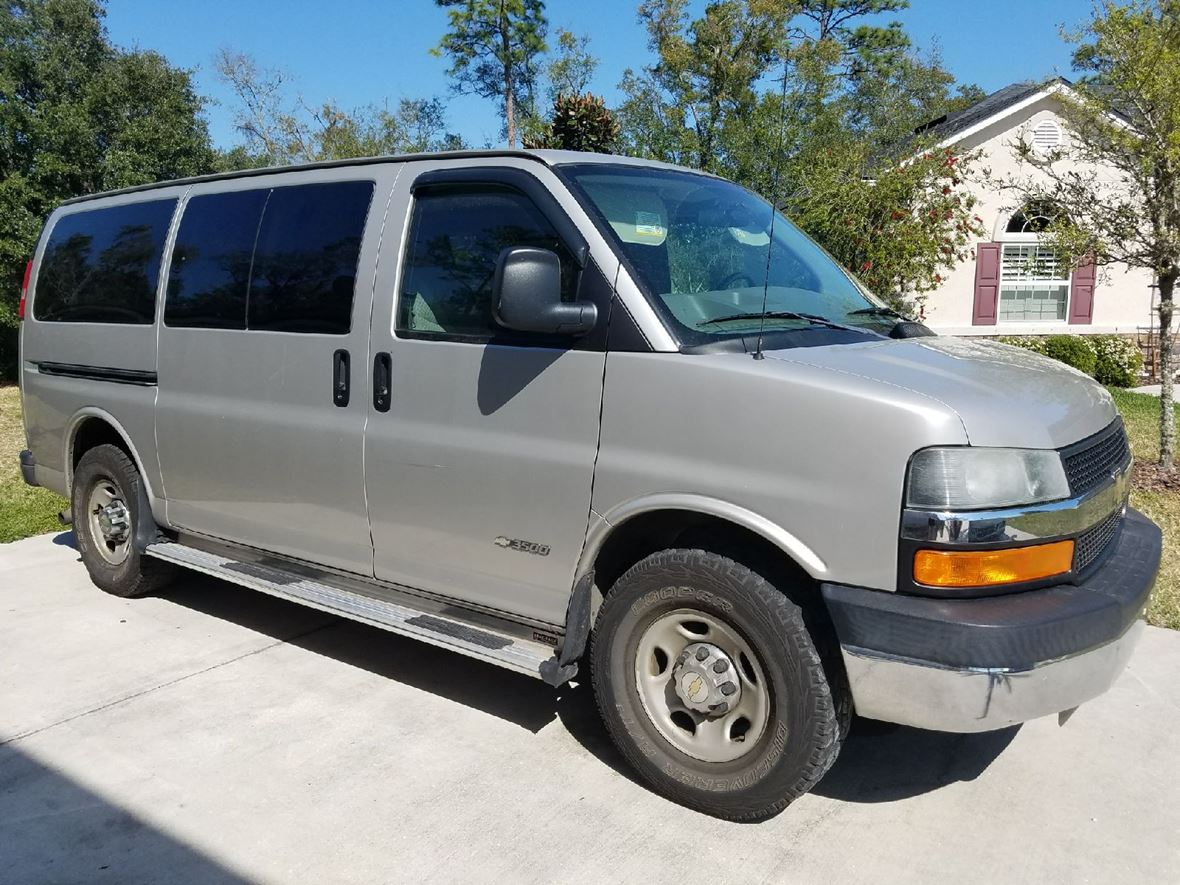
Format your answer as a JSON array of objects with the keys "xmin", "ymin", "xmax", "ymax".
[{"xmin": 913, "ymin": 540, "xmax": 1075, "ymax": 588}]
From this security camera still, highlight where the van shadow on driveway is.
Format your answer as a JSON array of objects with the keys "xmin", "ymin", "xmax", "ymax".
[
  {"xmin": 148, "ymin": 564, "xmax": 1015, "ymax": 807},
  {"xmin": 0, "ymin": 744, "xmax": 248, "ymax": 885}
]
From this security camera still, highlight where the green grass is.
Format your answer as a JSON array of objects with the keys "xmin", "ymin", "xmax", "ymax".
[
  {"xmin": 1, "ymin": 383, "xmax": 1177, "ymax": 628},
  {"xmin": 0, "ymin": 386, "xmax": 67, "ymax": 543},
  {"xmin": 1109, "ymin": 387, "xmax": 1180, "ymax": 630}
]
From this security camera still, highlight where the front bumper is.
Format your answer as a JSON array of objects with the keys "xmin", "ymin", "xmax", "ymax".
[{"xmin": 822, "ymin": 507, "xmax": 1161, "ymax": 733}]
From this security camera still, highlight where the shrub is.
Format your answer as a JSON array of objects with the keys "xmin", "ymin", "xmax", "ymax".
[
  {"xmin": 540, "ymin": 93, "xmax": 620, "ymax": 153},
  {"xmin": 1091, "ymin": 334, "xmax": 1144, "ymax": 387},
  {"xmin": 995, "ymin": 335, "xmax": 1049, "ymax": 356},
  {"xmin": 994, "ymin": 334, "xmax": 1144, "ymax": 385},
  {"xmin": 1041, "ymin": 335, "xmax": 1098, "ymax": 376},
  {"xmin": 997, "ymin": 334, "xmax": 1100, "ymax": 376}
]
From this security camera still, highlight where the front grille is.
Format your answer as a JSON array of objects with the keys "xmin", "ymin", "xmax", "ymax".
[
  {"xmin": 1074, "ymin": 508, "xmax": 1123, "ymax": 572},
  {"xmin": 1062, "ymin": 421, "xmax": 1131, "ymax": 497}
]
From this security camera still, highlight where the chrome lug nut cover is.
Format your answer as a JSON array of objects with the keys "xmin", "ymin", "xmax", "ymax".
[
  {"xmin": 672, "ymin": 642, "xmax": 742, "ymax": 715},
  {"xmin": 97, "ymin": 500, "xmax": 130, "ymax": 542}
]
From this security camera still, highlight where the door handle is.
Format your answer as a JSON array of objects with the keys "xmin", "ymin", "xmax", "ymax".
[
  {"xmin": 373, "ymin": 352, "xmax": 392, "ymax": 412},
  {"xmin": 332, "ymin": 349, "xmax": 350, "ymax": 407}
]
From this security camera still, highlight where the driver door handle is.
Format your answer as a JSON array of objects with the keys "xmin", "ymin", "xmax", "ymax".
[
  {"xmin": 332, "ymin": 349, "xmax": 350, "ymax": 407},
  {"xmin": 373, "ymin": 352, "xmax": 392, "ymax": 412}
]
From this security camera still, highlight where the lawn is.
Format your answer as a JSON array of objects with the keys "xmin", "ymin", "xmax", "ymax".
[
  {"xmin": 1, "ymin": 384, "xmax": 1177, "ymax": 628},
  {"xmin": 1110, "ymin": 388, "xmax": 1180, "ymax": 629},
  {"xmin": 0, "ymin": 385, "xmax": 66, "ymax": 543}
]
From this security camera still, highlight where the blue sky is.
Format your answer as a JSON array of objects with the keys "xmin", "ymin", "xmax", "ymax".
[{"xmin": 103, "ymin": 0, "xmax": 1092, "ymax": 150}]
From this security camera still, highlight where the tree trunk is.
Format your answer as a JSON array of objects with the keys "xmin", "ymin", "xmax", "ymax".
[
  {"xmin": 506, "ymin": 89, "xmax": 515, "ymax": 149},
  {"xmin": 1159, "ymin": 271, "xmax": 1176, "ymax": 469},
  {"xmin": 500, "ymin": 2, "xmax": 515, "ymax": 149}
]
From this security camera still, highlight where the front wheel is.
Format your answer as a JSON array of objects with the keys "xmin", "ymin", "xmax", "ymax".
[
  {"xmin": 72, "ymin": 444, "xmax": 175, "ymax": 598},
  {"xmin": 590, "ymin": 549, "xmax": 846, "ymax": 821}
]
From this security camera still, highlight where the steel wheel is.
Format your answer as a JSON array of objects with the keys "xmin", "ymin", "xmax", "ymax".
[
  {"xmin": 86, "ymin": 478, "xmax": 131, "ymax": 566},
  {"xmin": 633, "ymin": 608, "xmax": 771, "ymax": 763}
]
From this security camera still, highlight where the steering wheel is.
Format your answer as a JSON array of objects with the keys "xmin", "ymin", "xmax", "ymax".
[{"xmin": 719, "ymin": 271, "xmax": 756, "ymax": 290}]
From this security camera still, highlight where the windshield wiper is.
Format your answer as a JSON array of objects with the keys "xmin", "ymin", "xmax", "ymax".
[
  {"xmin": 847, "ymin": 306, "xmax": 906, "ymax": 319},
  {"xmin": 699, "ymin": 310, "xmax": 868, "ymax": 334}
]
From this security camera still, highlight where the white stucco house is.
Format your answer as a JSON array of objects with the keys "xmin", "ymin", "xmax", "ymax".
[{"xmin": 913, "ymin": 78, "xmax": 1156, "ymax": 337}]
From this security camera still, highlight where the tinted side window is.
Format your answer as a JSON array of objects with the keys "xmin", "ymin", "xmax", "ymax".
[
  {"xmin": 397, "ymin": 188, "xmax": 576, "ymax": 338},
  {"xmin": 34, "ymin": 199, "xmax": 176, "ymax": 324},
  {"xmin": 166, "ymin": 190, "xmax": 267, "ymax": 329},
  {"xmin": 248, "ymin": 181, "xmax": 373, "ymax": 334}
]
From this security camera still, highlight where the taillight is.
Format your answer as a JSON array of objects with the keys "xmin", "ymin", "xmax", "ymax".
[{"xmin": 19, "ymin": 259, "xmax": 32, "ymax": 321}]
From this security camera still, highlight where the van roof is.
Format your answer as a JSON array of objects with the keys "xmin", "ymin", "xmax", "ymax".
[{"xmin": 61, "ymin": 149, "xmax": 708, "ymax": 206}]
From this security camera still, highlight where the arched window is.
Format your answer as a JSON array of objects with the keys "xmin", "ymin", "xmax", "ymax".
[
  {"xmin": 1005, "ymin": 201, "xmax": 1058, "ymax": 234},
  {"xmin": 998, "ymin": 203, "xmax": 1070, "ymax": 322}
]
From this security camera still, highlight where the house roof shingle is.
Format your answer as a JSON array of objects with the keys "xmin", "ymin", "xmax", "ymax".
[{"xmin": 914, "ymin": 77, "xmax": 1073, "ymax": 143}]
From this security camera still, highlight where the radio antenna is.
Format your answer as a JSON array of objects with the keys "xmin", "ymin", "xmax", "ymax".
[{"xmin": 753, "ymin": 52, "xmax": 792, "ymax": 361}]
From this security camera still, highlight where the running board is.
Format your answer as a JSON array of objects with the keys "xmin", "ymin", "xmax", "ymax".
[{"xmin": 145, "ymin": 541, "xmax": 562, "ymax": 682}]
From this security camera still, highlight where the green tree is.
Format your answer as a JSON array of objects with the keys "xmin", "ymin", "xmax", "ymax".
[
  {"xmin": 433, "ymin": 0, "xmax": 548, "ymax": 148},
  {"xmin": 0, "ymin": 0, "xmax": 213, "ymax": 373},
  {"xmin": 215, "ymin": 49, "xmax": 465, "ymax": 165},
  {"xmin": 546, "ymin": 28, "xmax": 596, "ymax": 101},
  {"xmin": 785, "ymin": 139, "xmax": 985, "ymax": 313},
  {"xmin": 615, "ymin": 0, "xmax": 987, "ymax": 311},
  {"xmin": 619, "ymin": 0, "xmax": 796, "ymax": 172},
  {"xmin": 1008, "ymin": 0, "xmax": 1180, "ymax": 469},
  {"xmin": 530, "ymin": 92, "xmax": 620, "ymax": 152},
  {"xmin": 792, "ymin": 0, "xmax": 910, "ymax": 82}
]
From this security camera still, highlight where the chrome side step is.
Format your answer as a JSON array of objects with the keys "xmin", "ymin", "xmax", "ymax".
[{"xmin": 145, "ymin": 541, "xmax": 558, "ymax": 680}]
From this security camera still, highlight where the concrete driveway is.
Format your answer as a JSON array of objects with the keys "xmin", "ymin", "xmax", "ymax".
[{"xmin": 2, "ymin": 531, "xmax": 1179, "ymax": 885}]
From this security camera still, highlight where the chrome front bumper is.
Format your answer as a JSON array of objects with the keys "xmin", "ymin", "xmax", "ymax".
[
  {"xmin": 822, "ymin": 507, "xmax": 1161, "ymax": 733},
  {"xmin": 841, "ymin": 619, "xmax": 1144, "ymax": 733}
]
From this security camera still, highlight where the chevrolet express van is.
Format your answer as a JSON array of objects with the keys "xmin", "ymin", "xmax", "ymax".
[{"xmin": 18, "ymin": 150, "xmax": 1161, "ymax": 821}]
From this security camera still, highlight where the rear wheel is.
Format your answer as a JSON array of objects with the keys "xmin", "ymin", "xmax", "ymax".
[
  {"xmin": 590, "ymin": 548, "xmax": 847, "ymax": 821},
  {"xmin": 72, "ymin": 444, "xmax": 175, "ymax": 598}
]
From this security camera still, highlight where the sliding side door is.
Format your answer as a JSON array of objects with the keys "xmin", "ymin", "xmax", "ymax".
[{"xmin": 155, "ymin": 167, "xmax": 397, "ymax": 574}]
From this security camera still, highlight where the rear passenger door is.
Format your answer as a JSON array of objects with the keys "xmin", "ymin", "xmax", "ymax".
[{"xmin": 155, "ymin": 170, "xmax": 393, "ymax": 574}]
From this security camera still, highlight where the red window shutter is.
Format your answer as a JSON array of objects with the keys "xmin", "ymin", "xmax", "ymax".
[
  {"xmin": 972, "ymin": 242, "xmax": 1001, "ymax": 325},
  {"xmin": 1068, "ymin": 257, "xmax": 1096, "ymax": 324}
]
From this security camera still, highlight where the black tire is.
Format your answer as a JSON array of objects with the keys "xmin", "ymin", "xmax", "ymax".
[
  {"xmin": 72, "ymin": 444, "xmax": 175, "ymax": 598},
  {"xmin": 590, "ymin": 548, "xmax": 847, "ymax": 821}
]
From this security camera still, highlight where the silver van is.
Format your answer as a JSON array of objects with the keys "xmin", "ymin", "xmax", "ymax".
[{"xmin": 17, "ymin": 150, "xmax": 1161, "ymax": 820}]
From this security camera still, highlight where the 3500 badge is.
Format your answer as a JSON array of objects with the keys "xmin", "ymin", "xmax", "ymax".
[{"xmin": 493, "ymin": 536, "xmax": 551, "ymax": 557}]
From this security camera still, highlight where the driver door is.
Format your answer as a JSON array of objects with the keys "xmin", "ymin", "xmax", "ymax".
[{"xmin": 363, "ymin": 162, "xmax": 611, "ymax": 625}]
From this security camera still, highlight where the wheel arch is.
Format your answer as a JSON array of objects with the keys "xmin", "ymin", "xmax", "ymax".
[
  {"xmin": 64, "ymin": 408, "xmax": 158, "ymax": 505},
  {"xmin": 576, "ymin": 495, "xmax": 851, "ymax": 735},
  {"xmin": 580, "ymin": 495, "xmax": 828, "ymax": 601}
]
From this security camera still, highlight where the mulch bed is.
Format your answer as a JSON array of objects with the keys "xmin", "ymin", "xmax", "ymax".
[{"xmin": 1133, "ymin": 461, "xmax": 1180, "ymax": 492}]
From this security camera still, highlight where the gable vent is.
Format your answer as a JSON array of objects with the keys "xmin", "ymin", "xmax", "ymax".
[{"xmin": 1032, "ymin": 120, "xmax": 1063, "ymax": 151}]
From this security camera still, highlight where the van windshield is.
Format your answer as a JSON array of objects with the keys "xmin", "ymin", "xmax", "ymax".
[{"xmin": 562, "ymin": 164, "xmax": 897, "ymax": 348}]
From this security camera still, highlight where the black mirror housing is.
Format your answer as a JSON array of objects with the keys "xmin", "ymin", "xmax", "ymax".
[{"xmin": 493, "ymin": 247, "xmax": 598, "ymax": 336}]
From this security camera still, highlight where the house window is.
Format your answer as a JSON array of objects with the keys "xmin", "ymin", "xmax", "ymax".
[{"xmin": 999, "ymin": 243, "xmax": 1070, "ymax": 321}]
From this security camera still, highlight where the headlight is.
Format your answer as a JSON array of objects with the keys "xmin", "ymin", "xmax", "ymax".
[{"xmin": 906, "ymin": 447, "xmax": 1070, "ymax": 510}]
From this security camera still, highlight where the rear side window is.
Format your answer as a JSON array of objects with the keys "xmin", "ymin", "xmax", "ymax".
[
  {"xmin": 34, "ymin": 199, "xmax": 177, "ymax": 324},
  {"xmin": 166, "ymin": 190, "xmax": 267, "ymax": 329},
  {"xmin": 165, "ymin": 180, "xmax": 374, "ymax": 333},
  {"xmin": 397, "ymin": 188, "xmax": 576, "ymax": 339},
  {"xmin": 248, "ymin": 181, "xmax": 373, "ymax": 333}
]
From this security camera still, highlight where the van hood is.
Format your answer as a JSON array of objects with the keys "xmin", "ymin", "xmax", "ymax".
[{"xmin": 764, "ymin": 336, "xmax": 1116, "ymax": 449}]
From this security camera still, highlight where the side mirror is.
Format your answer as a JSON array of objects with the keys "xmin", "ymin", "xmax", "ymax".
[{"xmin": 493, "ymin": 247, "xmax": 598, "ymax": 336}]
